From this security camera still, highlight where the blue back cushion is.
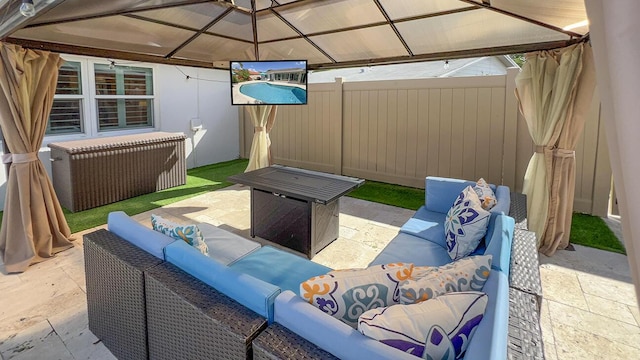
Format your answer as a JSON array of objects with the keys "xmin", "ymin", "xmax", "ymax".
[
  {"xmin": 425, "ymin": 177, "xmax": 510, "ymax": 216},
  {"xmin": 425, "ymin": 177, "xmax": 478, "ymax": 213},
  {"xmin": 230, "ymin": 246, "xmax": 331, "ymax": 295},
  {"xmin": 399, "ymin": 206, "xmax": 446, "ymax": 246},
  {"xmin": 368, "ymin": 232, "xmax": 451, "ymax": 267},
  {"xmin": 462, "ymin": 270, "xmax": 509, "ymax": 360},
  {"xmin": 483, "ymin": 214, "xmax": 514, "ymax": 275},
  {"xmin": 165, "ymin": 241, "xmax": 280, "ymax": 322},
  {"xmin": 107, "ymin": 211, "xmax": 174, "ymax": 259}
]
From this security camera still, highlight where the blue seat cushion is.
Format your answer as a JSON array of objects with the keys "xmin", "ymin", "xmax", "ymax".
[
  {"xmin": 399, "ymin": 206, "xmax": 446, "ymax": 247},
  {"xmin": 230, "ymin": 246, "xmax": 332, "ymax": 295},
  {"xmin": 165, "ymin": 240, "xmax": 280, "ymax": 322},
  {"xmin": 197, "ymin": 223, "xmax": 261, "ymax": 266},
  {"xmin": 368, "ymin": 233, "xmax": 451, "ymax": 267}
]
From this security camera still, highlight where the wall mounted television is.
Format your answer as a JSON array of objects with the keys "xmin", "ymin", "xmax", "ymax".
[{"xmin": 230, "ymin": 60, "xmax": 308, "ymax": 105}]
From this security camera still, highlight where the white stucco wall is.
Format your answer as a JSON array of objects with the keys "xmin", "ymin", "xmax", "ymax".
[
  {"xmin": 155, "ymin": 65, "xmax": 239, "ymax": 169},
  {"xmin": 0, "ymin": 55, "xmax": 239, "ymax": 209},
  {"xmin": 450, "ymin": 57, "xmax": 509, "ymax": 77}
]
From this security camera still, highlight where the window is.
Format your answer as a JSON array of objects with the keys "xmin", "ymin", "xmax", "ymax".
[
  {"xmin": 47, "ymin": 61, "xmax": 83, "ymax": 135},
  {"xmin": 94, "ymin": 64, "xmax": 154, "ymax": 131},
  {"xmin": 46, "ymin": 59, "xmax": 156, "ymax": 137}
]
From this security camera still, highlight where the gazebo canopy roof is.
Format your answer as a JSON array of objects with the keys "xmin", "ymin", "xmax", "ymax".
[{"xmin": 0, "ymin": 0, "xmax": 588, "ymax": 70}]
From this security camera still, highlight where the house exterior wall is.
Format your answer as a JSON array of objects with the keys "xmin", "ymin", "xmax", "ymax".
[
  {"xmin": 240, "ymin": 70, "xmax": 612, "ymax": 217},
  {"xmin": 0, "ymin": 55, "xmax": 239, "ymax": 209},
  {"xmin": 450, "ymin": 57, "xmax": 509, "ymax": 77}
]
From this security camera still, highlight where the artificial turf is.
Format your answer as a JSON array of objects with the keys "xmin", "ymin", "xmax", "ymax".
[
  {"xmin": 570, "ymin": 212, "xmax": 626, "ymax": 254},
  {"xmin": 0, "ymin": 161, "xmax": 626, "ymax": 254}
]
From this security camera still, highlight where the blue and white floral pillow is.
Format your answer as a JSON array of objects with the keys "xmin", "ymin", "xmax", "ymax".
[
  {"xmin": 444, "ymin": 186, "xmax": 490, "ymax": 260},
  {"xmin": 151, "ymin": 214, "xmax": 209, "ymax": 256},
  {"xmin": 399, "ymin": 255, "xmax": 492, "ymax": 304},
  {"xmin": 300, "ymin": 263, "xmax": 414, "ymax": 328},
  {"xmin": 473, "ymin": 178, "xmax": 497, "ymax": 211},
  {"xmin": 358, "ymin": 291, "xmax": 488, "ymax": 359}
]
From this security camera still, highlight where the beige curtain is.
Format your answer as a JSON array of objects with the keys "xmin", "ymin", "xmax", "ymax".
[
  {"xmin": 245, "ymin": 105, "xmax": 277, "ymax": 172},
  {"xmin": 0, "ymin": 43, "xmax": 73, "ymax": 273},
  {"xmin": 515, "ymin": 43, "xmax": 596, "ymax": 256}
]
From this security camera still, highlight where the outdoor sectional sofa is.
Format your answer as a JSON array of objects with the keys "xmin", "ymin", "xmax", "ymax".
[{"xmin": 83, "ymin": 176, "xmax": 531, "ymax": 360}]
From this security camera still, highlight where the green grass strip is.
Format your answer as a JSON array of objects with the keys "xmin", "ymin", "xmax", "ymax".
[
  {"xmin": 347, "ymin": 180, "xmax": 425, "ymax": 210},
  {"xmin": 570, "ymin": 213, "xmax": 626, "ymax": 254}
]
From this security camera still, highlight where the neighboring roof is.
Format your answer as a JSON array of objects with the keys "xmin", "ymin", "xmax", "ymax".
[
  {"xmin": 0, "ymin": 0, "xmax": 588, "ymax": 70},
  {"xmin": 266, "ymin": 68, "xmax": 305, "ymax": 74},
  {"xmin": 308, "ymin": 56, "xmax": 517, "ymax": 83}
]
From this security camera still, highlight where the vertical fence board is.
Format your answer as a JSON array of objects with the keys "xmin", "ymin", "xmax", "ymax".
[
  {"xmin": 427, "ymin": 89, "xmax": 441, "ymax": 178},
  {"xmin": 368, "ymin": 91, "xmax": 379, "ymax": 172},
  {"xmin": 438, "ymin": 89, "xmax": 453, "ymax": 177},
  {"xmin": 450, "ymin": 88, "xmax": 465, "ymax": 179},
  {"xmin": 386, "ymin": 90, "xmax": 398, "ymax": 174},
  {"xmin": 396, "ymin": 89, "xmax": 408, "ymax": 176},
  {"xmin": 489, "ymin": 88, "xmax": 506, "ymax": 186},
  {"xmin": 462, "ymin": 88, "xmax": 478, "ymax": 181},
  {"xmin": 406, "ymin": 89, "xmax": 419, "ymax": 178},
  {"xmin": 475, "ymin": 88, "xmax": 492, "ymax": 180},
  {"xmin": 376, "ymin": 91, "xmax": 388, "ymax": 174},
  {"xmin": 416, "ymin": 89, "xmax": 429, "ymax": 178}
]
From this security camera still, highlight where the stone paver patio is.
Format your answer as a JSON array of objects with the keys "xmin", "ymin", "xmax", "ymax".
[{"xmin": 0, "ymin": 184, "xmax": 637, "ymax": 359}]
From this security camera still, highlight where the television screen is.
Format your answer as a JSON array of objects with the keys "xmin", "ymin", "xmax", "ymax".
[{"xmin": 230, "ymin": 60, "xmax": 308, "ymax": 105}]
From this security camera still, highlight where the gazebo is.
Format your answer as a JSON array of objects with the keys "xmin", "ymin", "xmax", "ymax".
[{"xmin": 0, "ymin": 0, "xmax": 637, "ymax": 307}]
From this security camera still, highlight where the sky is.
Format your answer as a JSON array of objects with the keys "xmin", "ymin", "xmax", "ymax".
[{"xmin": 231, "ymin": 60, "xmax": 306, "ymax": 73}]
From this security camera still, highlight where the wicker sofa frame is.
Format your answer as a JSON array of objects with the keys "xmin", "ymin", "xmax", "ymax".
[
  {"xmin": 251, "ymin": 193, "xmax": 545, "ymax": 360},
  {"xmin": 84, "ymin": 229, "xmax": 268, "ymax": 360},
  {"xmin": 84, "ymin": 192, "xmax": 544, "ymax": 360}
]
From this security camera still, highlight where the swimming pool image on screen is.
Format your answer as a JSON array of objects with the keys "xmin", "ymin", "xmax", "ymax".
[
  {"xmin": 239, "ymin": 83, "xmax": 306, "ymax": 104},
  {"xmin": 230, "ymin": 60, "xmax": 308, "ymax": 105}
]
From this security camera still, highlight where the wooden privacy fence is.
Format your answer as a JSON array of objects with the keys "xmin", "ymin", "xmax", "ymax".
[{"xmin": 240, "ymin": 68, "xmax": 611, "ymax": 217}]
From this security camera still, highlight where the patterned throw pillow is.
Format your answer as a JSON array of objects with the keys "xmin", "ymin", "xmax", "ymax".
[
  {"xmin": 444, "ymin": 186, "xmax": 491, "ymax": 260},
  {"xmin": 473, "ymin": 178, "xmax": 497, "ymax": 211},
  {"xmin": 399, "ymin": 255, "xmax": 492, "ymax": 304},
  {"xmin": 300, "ymin": 263, "xmax": 414, "ymax": 328},
  {"xmin": 358, "ymin": 292, "xmax": 488, "ymax": 359},
  {"xmin": 151, "ymin": 214, "xmax": 209, "ymax": 256}
]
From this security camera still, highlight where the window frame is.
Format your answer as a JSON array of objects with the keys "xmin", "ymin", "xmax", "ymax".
[
  {"xmin": 44, "ymin": 55, "xmax": 160, "ymax": 143},
  {"xmin": 93, "ymin": 64, "xmax": 155, "ymax": 132}
]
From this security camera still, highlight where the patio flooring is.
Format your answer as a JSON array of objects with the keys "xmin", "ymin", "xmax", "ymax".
[{"xmin": 0, "ymin": 184, "xmax": 638, "ymax": 359}]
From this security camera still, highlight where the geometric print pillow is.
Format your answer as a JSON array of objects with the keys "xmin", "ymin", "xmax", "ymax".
[
  {"xmin": 151, "ymin": 214, "xmax": 209, "ymax": 256},
  {"xmin": 473, "ymin": 178, "xmax": 497, "ymax": 211},
  {"xmin": 399, "ymin": 255, "xmax": 492, "ymax": 305},
  {"xmin": 300, "ymin": 263, "xmax": 414, "ymax": 328},
  {"xmin": 358, "ymin": 291, "xmax": 488, "ymax": 359},
  {"xmin": 444, "ymin": 186, "xmax": 490, "ymax": 260}
]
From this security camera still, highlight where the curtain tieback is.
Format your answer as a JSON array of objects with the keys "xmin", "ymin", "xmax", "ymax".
[
  {"xmin": 535, "ymin": 145, "xmax": 551, "ymax": 153},
  {"xmin": 254, "ymin": 126, "xmax": 265, "ymax": 133},
  {"xmin": 553, "ymin": 148, "xmax": 575, "ymax": 158},
  {"xmin": 7, "ymin": 152, "xmax": 38, "ymax": 164}
]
